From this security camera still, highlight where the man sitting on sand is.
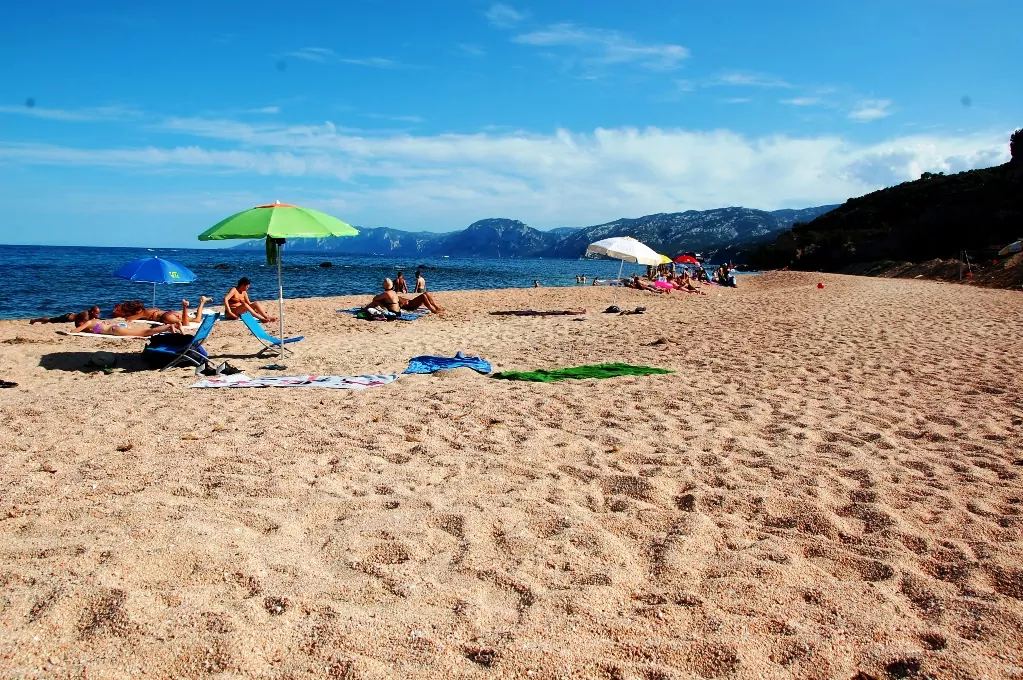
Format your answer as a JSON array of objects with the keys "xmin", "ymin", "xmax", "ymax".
[
  {"xmin": 31, "ymin": 305, "xmax": 101, "ymax": 325},
  {"xmin": 223, "ymin": 278, "xmax": 277, "ymax": 322},
  {"xmin": 364, "ymin": 278, "xmax": 444, "ymax": 314}
]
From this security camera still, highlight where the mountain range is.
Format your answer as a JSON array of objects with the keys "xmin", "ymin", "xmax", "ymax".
[{"xmin": 231, "ymin": 205, "xmax": 839, "ymax": 260}]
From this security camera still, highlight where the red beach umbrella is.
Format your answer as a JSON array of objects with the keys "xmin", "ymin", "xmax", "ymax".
[{"xmin": 674, "ymin": 254, "xmax": 699, "ymax": 265}]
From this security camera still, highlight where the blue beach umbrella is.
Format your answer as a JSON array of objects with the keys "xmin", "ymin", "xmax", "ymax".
[{"xmin": 114, "ymin": 256, "xmax": 197, "ymax": 307}]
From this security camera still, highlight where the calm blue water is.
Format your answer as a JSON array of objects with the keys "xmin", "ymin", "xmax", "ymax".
[{"xmin": 0, "ymin": 245, "xmax": 641, "ymax": 319}]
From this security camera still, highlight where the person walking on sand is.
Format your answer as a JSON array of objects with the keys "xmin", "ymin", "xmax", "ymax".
[
  {"xmin": 223, "ymin": 277, "xmax": 277, "ymax": 322},
  {"xmin": 394, "ymin": 271, "xmax": 409, "ymax": 294},
  {"xmin": 414, "ymin": 269, "xmax": 426, "ymax": 293}
]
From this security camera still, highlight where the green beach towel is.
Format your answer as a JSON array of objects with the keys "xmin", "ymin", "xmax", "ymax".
[{"xmin": 492, "ymin": 362, "xmax": 674, "ymax": 383}]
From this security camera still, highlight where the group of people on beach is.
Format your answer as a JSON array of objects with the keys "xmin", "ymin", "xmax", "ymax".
[
  {"xmin": 573, "ymin": 262, "xmax": 736, "ymax": 294},
  {"xmin": 28, "ymin": 277, "xmax": 282, "ymax": 337},
  {"xmin": 362, "ymin": 269, "xmax": 444, "ymax": 314}
]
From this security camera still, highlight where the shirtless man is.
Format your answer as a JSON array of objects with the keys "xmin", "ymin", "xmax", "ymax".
[
  {"xmin": 224, "ymin": 278, "xmax": 277, "ymax": 322},
  {"xmin": 364, "ymin": 278, "xmax": 444, "ymax": 314},
  {"xmin": 31, "ymin": 305, "xmax": 100, "ymax": 324},
  {"xmin": 394, "ymin": 271, "xmax": 409, "ymax": 294},
  {"xmin": 414, "ymin": 269, "xmax": 426, "ymax": 293}
]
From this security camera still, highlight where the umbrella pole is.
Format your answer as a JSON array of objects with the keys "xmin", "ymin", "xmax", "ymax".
[
  {"xmin": 610, "ymin": 259, "xmax": 624, "ymax": 306},
  {"xmin": 264, "ymin": 239, "xmax": 287, "ymax": 371},
  {"xmin": 153, "ymin": 282, "xmax": 157, "ymax": 309},
  {"xmin": 277, "ymin": 241, "xmax": 285, "ymax": 365}
]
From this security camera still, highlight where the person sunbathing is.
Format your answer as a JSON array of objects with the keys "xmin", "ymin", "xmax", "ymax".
[
  {"xmin": 31, "ymin": 305, "xmax": 100, "ymax": 324},
  {"xmin": 112, "ymin": 300, "xmax": 183, "ymax": 325},
  {"xmin": 676, "ymin": 271, "xmax": 706, "ymax": 294},
  {"xmin": 71, "ymin": 311, "xmax": 183, "ymax": 337},
  {"xmin": 625, "ymin": 275, "xmax": 661, "ymax": 292},
  {"xmin": 223, "ymin": 278, "xmax": 277, "ymax": 322},
  {"xmin": 180, "ymin": 297, "xmax": 213, "ymax": 323},
  {"xmin": 365, "ymin": 278, "xmax": 444, "ymax": 314}
]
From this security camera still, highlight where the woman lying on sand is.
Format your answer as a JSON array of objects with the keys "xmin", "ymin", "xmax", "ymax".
[
  {"xmin": 112, "ymin": 300, "xmax": 184, "ymax": 325},
  {"xmin": 180, "ymin": 297, "xmax": 213, "ymax": 323},
  {"xmin": 623, "ymin": 275, "xmax": 662, "ymax": 293},
  {"xmin": 364, "ymin": 278, "xmax": 444, "ymax": 314},
  {"xmin": 72, "ymin": 312, "xmax": 183, "ymax": 337}
]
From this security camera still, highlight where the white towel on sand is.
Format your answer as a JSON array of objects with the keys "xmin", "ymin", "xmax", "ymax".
[{"xmin": 189, "ymin": 374, "xmax": 399, "ymax": 389}]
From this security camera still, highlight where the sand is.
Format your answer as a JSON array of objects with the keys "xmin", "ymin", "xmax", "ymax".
[{"xmin": 0, "ymin": 272, "xmax": 1021, "ymax": 679}]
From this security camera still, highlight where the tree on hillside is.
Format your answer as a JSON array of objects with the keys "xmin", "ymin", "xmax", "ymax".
[{"xmin": 1011, "ymin": 128, "xmax": 1021, "ymax": 163}]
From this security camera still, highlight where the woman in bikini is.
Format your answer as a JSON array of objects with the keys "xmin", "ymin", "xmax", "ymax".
[
  {"xmin": 112, "ymin": 300, "xmax": 183, "ymax": 325},
  {"xmin": 72, "ymin": 312, "xmax": 183, "ymax": 337}
]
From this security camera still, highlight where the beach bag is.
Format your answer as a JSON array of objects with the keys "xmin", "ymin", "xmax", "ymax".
[{"xmin": 147, "ymin": 333, "xmax": 195, "ymax": 348}]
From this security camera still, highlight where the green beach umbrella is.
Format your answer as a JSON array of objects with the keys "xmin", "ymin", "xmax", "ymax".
[{"xmin": 199, "ymin": 201, "xmax": 358, "ymax": 369}]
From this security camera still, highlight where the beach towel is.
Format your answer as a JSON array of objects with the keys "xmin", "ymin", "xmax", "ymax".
[
  {"xmin": 56, "ymin": 330, "xmax": 147, "ymax": 340},
  {"xmin": 492, "ymin": 363, "xmax": 674, "ymax": 382},
  {"xmin": 189, "ymin": 374, "xmax": 399, "ymax": 389},
  {"xmin": 490, "ymin": 310, "xmax": 586, "ymax": 316},
  {"xmin": 404, "ymin": 352, "xmax": 492, "ymax": 375},
  {"xmin": 136, "ymin": 319, "xmax": 202, "ymax": 330},
  {"xmin": 340, "ymin": 307, "xmax": 423, "ymax": 322}
]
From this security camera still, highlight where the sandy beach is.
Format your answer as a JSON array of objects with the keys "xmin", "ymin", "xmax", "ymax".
[{"xmin": 1, "ymin": 271, "xmax": 1021, "ymax": 679}]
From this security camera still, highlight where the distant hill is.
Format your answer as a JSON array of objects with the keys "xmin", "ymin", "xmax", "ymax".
[
  {"xmin": 231, "ymin": 206, "xmax": 839, "ymax": 260},
  {"xmin": 747, "ymin": 131, "xmax": 1022, "ymax": 272},
  {"xmin": 545, "ymin": 206, "xmax": 838, "ymax": 261}
]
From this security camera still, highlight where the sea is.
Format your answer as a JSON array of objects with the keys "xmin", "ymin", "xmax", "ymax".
[{"xmin": 0, "ymin": 245, "xmax": 654, "ymax": 320}]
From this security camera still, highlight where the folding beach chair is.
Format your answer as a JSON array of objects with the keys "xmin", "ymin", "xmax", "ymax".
[
  {"xmin": 141, "ymin": 312, "xmax": 219, "ymax": 371},
  {"xmin": 240, "ymin": 312, "xmax": 304, "ymax": 357}
]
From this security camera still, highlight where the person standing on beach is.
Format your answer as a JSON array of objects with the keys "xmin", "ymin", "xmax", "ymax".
[
  {"xmin": 394, "ymin": 271, "xmax": 409, "ymax": 293},
  {"xmin": 414, "ymin": 269, "xmax": 426, "ymax": 293},
  {"xmin": 223, "ymin": 277, "xmax": 277, "ymax": 322}
]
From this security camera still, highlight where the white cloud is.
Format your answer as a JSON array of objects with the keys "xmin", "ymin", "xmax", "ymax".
[
  {"xmin": 285, "ymin": 47, "xmax": 337, "ymax": 63},
  {"xmin": 780, "ymin": 97, "xmax": 820, "ymax": 106},
  {"xmin": 367, "ymin": 113, "xmax": 425, "ymax": 124},
  {"xmin": 458, "ymin": 43, "xmax": 486, "ymax": 57},
  {"xmin": 284, "ymin": 48, "xmax": 405, "ymax": 69},
  {"xmin": 849, "ymin": 99, "xmax": 892, "ymax": 122},
  {"xmin": 513, "ymin": 23, "xmax": 689, "ymax": 73},
  {"xmin": 486, "ymin": 3, "xmax": 527, "ymax": 28},
  {"xmin": 723, "ymin": 98, "xmax": 751, "ymax": 104},
  {"xmin": 709, "ymin": 71, "xmax": 791, "ymax": 88},
  {"xmin": 248, "ymin": 106, "xmax": 280, "ymax": 115},
  {"xmin": 0, "ymin": 121, "xmax": 1008, "ymax": 230},
  {"xmin": 0, "ymin": 104, "xmax": 139, "ymax": 122}
]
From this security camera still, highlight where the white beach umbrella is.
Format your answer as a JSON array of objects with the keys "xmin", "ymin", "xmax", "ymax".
[{"xmin": 586, "ymin": 236, "xmax": 662, "ymax": 305}]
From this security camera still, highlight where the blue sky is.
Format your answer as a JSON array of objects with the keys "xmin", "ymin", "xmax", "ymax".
[{"xmin": 0, "ymin": 0, "xmax": 1018, "ymax": 247}]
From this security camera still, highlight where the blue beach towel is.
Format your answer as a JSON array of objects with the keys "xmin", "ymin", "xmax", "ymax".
[
  {"xmin": 340, "ymin": 307, "xmax": 422, "ymax": 322},
  {"xmin": 404, "ymin": 352, "xmax": 492, "ymax": 375}
]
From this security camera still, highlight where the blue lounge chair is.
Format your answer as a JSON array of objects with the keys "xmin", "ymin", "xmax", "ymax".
[
  {"xmin": 141, "ymin": 313, "xmax": 219, "ymax": 371},
  {"xmin": 240, "ymin": 312, "xmax": 303, "ymax": 357}
]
